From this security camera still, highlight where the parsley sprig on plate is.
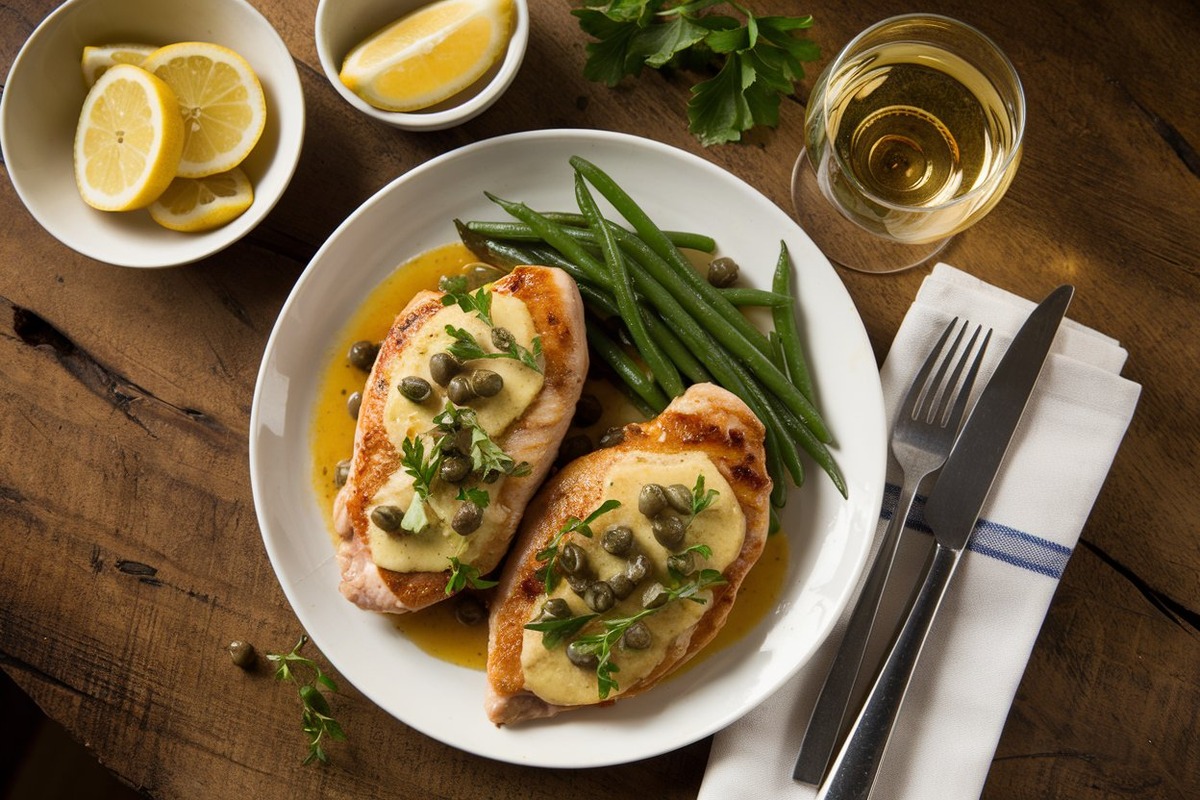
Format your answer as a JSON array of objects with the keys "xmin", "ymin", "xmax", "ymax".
[{"xmin": 573, "ymin": 1, "xmax": 820, "ymax": 146}]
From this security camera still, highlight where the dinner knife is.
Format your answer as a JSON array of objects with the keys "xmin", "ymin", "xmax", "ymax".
[{"xmin": 815, "ymin": 284, "xmax": 1074, "ymax": 800}]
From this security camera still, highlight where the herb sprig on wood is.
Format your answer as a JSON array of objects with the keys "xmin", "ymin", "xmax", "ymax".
[
  {"xmin": 267, "ymin": 635, "xmax": 347, "ymax": 765},
  {"xmin": 573, "ymin": 1, "xmax": 820, "ymax": 146}
]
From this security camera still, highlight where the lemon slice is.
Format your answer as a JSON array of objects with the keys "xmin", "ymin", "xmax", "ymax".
[
  {"xmin": 149, "ymin": 166, "xmax": 254, "ymax": 232},
  {"xmin": 73, "ymin": 64, "xmax": 184, "ymax": 212},
  {"xmin": 140, "ymin": 42, "xmax": 266, "ymax": 178},
  {"xmin": 81, "ymin": 43, "xmax": 158, "ymax": 87},
  {"xmin": 339, "ymin": 0, "xmax": 514, "ymax": 112}
]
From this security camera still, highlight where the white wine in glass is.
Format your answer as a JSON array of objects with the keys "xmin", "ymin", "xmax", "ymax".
[{"xmin": 792, "ymin": 15, "xmax": 1025, "ymax": 273}]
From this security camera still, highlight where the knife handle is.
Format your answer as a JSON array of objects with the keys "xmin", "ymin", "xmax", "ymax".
[
  {"xmin": 793, "ymin": 478, "xmax": 922, "ymax": 784},
  {"xmin": 816, "ymin": 542, "xmax": 963, "ymax": 800}
]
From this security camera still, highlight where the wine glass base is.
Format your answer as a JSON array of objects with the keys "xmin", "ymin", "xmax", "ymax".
[{"xmin": 790, "ymin": 149, "xmax": 951, "ymax": 274}]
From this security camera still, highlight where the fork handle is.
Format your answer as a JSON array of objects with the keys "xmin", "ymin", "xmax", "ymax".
[
  {"xmin": 816, "ymin": 542, "xmax": 963, "ymax": 800},
  {"xmin": 793, "ymin": 478, "xmax": 923, "ymax": 784}
]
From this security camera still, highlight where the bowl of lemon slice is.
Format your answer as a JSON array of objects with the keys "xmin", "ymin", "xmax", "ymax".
[
  {"xmin": 0, "ymin": 0, "xmax": 305, "ymax": 268},
  {"xmin": 315, "ymin": 0, "xmax": 528, "ymax": 131}
]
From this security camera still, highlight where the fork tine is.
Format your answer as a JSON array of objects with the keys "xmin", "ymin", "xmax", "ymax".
[
  {"xmin": 941, "ymin": 326, "xmax": 993, "ymax": 428},
  {"xmin": 919, "ymin": 322, "xmax": 971, "ymax": 423},
  {"xmin": 930, "ymin": 323, "xmax": 981, "ymax": 425},
  {"xmin": 906, "ymin": 317, "xmax": 959, "ymax": 421}
]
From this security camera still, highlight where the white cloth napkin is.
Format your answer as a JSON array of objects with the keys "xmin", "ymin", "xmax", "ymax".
[{"xmin": 699, "ymin": 264, "xmax": 1141, "ymax": 800}]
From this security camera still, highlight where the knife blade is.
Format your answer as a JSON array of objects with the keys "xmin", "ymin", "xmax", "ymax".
[
  {"xmin": 815, "ymin": 284, "xmax": 1074, "ymax": 800},
  {"xmin": 921, "ymin": 283, "xmax": 1074, "ymax": 547}
]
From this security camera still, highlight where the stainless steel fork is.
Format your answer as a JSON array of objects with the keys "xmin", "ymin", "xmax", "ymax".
[{"xmin": 793, "ymin": 317, "xmax": 992, "ymax": 784}]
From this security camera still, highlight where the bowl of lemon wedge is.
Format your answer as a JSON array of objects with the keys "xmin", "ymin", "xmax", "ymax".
[
  {"xmin": 0, "ymin": 0, "xmax": 305, "ymax": 268},
  {"xmin": 315, "ymin": 0, "xmax": 528, "ymax": 131}
]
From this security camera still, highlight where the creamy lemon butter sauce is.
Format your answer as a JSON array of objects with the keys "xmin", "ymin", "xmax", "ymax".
[
  {"xmin": 310, "ymin": 242, "xmax": 789, "ymax": 672},
  {"xmin": 366, "ymin": 292, "xmax": 542, "ymax": 571},
  {"xmin": 522, "ymin": 452, "xmax": 743, "ymax": 704}
]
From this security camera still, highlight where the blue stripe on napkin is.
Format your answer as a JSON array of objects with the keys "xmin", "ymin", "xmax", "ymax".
[{"xmin": 881, "ymin": 483, "xmax": 1073, "ymax": 579}]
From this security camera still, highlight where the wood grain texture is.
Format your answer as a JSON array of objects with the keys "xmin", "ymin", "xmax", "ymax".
[{"xmin": 1, "ymin": 0, "xmax": 1196, "ymax": 798}]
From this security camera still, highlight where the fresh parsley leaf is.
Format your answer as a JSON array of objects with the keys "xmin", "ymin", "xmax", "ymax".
[
  {"xmin": 524, "ymin": 612, "xmax": 598, "ymax": 649},
  {"xmin": 569, "ymin": 568, "xmax": 728, "ymax": 698},
  {"xmin": 573, "ymin": 1, "xmax": 819, "ymax": 146},
  {"xmin": 534, "ymin": 499, "xmax": 622, "ymax": 592},
  {"xmin": 457, "ymin": 485, "xmax": 491, "ymax": 510},
  {"xmin": 690, "ymin": 474, "xmax": 719, "ymax": 517},
  {"xmin": 440, "ymin": 283, "xmax": 495, "ymax": 326},
  {"xmin": 446, "ymin": 556, "xmax": 499, "ymax": 595},
  {"xmin": 399, "ymin": 435, "xmax": 442, "ymax": 533},
  {"xmin": 444, "ymin": 325, "xmax": 544, "ymax": 374},
  {"xmin": 267, "ymin": 635, "xmax": 347, "ymax": 765}
]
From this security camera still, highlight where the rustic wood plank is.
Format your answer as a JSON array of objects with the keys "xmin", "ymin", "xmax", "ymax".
[{"xmin": 2, "ymin": 0, "xmax": 1197, "ymax": 798}]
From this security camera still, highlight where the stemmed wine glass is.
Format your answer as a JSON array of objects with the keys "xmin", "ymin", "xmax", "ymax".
[{"xmin": 792, "ymin": 14, "xmax": 1026, "ymax": 273}]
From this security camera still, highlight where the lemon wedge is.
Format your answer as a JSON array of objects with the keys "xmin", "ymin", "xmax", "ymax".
[
  {"xmin": 149, "ymin": 166, "xmax": 254, "ymax": 232},
  {"xmin": 73, "ymin": 64, "xmax": 184, "ymax": 212},
  {"xmin": 339, "ymin": 0, "xmax": 514, "ymax": 112},
  {"xmin": 140, "ymin": 42, "xmax": 266, "ymax": 178},
  {"xmin": 81, "ymin": 43, "xmax": 158, "ymax": 87}
]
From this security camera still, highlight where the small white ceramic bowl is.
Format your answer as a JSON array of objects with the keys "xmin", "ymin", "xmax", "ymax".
[
  {"xmin": 0, "ymin": 0, "xmax": 305, "ymax": 268},
  {"xmin": 315, "ymin": 0, "xmax": 528, "ymax": 131}
]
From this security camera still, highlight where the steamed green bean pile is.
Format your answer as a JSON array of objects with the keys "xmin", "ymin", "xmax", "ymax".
[{"xmin": 456, "ymin": 156, "xmax": 846, "ymax": 511}]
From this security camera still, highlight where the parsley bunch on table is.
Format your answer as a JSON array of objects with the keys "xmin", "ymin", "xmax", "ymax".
[{"xmin": 573, "ymin": 0, "xmax": 820, "ymax": 146}]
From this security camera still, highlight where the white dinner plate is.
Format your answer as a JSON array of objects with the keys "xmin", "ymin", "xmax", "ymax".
[{"xmin": 250, "ymin": 129, "xmax": 886, "ymax": 768}]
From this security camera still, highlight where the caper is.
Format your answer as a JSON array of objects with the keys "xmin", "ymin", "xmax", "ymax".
[
  {"xmin": 559, "ymin": 542, "xmax": 588, "ymax": 576},
  {"xmin": 707, "ymin": 256, "xmax": 740, "ymax": 288},
  {"xmin": 598, "ymin": 426, "xmax": 625, "ymax": 448},
  {"xmin": 652, "ymin": 514, "xmax": 687, "ymax": 549},
  {"xmin": 608, "ymin": 573, "xmax": 635, "ymax": 600},
  {"xmin": 638, "ymin": 483, "xmax": 669, "ymax": 517},
  {"xmin": 621, "ymin": 621, "xmax": 652, "ymax": 651},
  {"xmin": 470, "ymin": 369, "xmax": 504, "ymax": 398},
  {"xmin": 567, "ymin": 641, "xmax": 599, "ymax": 669},
  {"xmin": 490, "ymin": 326, "xmax": 515, "ymax": 350},
  {"xmin": 665, "ymin": 483, "xmax": 693, "ymax": 514},
  {"xmin": 540, "ymin": 597, "xmax": 571, "ymax": 620},
  {"xmin": 398, "ymin": 375, "xmax": 432, "ymax": 403},
  {"xmin": 572, "ymin": 393, "xmax": 603, "ymax": 428},
  {"xmin": 227, "ymin": 640, "xmax": 256, "ymax": 669},
  {"xmin": 452, "ymin": 502, "xmax": 484, "ymax": 535},
  {"xmin": 624, "ymin": 553, "xmax": 652, "ymax": 584},
  {"xmin": 347, "ymin": 340, "xmax": 380, "ymax": 371},
  {"xmin": 566, "ymin": 572, "xmax": 592, "ymax": 594},
  {"xmin": 557, "ymin": 434, "xmax": 593, "ymax": 466},
  {"xmin": 601, "ymin": 525, "xmax": 634, "ymax": 556},
  {"xmin": 346, "ymin": 391, "xmax": 362, "ymax": 419},
  {"xmin": 439, "ymin": 455, "xmax": 472, "ymax": 484},
  {"xmin": 429, "ymin": 351, "xmax": 462, "ymax": 386},
  {"xmin": 447, "ymin": 374, "xmax": 476, "ymax": 404},
  {"xmin": 371, "ymin": 505, "xmax": 405, "ymax": 533},
  {"xmin": 454, "ymin": 595, "xmax": 487, "ymax": 626},
  {"xmin": 642, "ymin": 582, "xmax": 669, "ymax": 609},
  {"xmin": 584, "ymin": 581, "xmax": 615, "ymax": 613},
  {"xmin": 668, "ymin": 551, "xmax": 697, "ymax": 577},
  {"xmin": 334, "ymin": 459, "xmax": 351, "ymax": 487}
]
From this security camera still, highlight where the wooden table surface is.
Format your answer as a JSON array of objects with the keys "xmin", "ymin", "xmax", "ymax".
[{"xmin": 2, "ymin": 0, "xmax": 1197, "ymax": 797}]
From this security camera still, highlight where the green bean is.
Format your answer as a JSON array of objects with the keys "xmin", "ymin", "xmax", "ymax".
[
  {"xmin": 585, "ymin": 318, "xmax": 669, "ymax": 412},
  {"xmin": 720, "ymin": 288, "xmax": 793, "ymax": 307},
  {"xmin": 771, "ymin": 242, "xmax": 816, "ymax": 403},
  {"xmin": 570, "ymin": 155, "xmax": 773, "ymax": 355},
  {"xmin": 605, "ymin": 221, "xmax": 832, "ymax": 444},
  {"xmin": 465, "ymin": 217, "xmax": 716, "ymax": 254},
  {"xmin": 575, "ymin": 278, "xmax": 712, "ymax": 385},
  {"xmin": 574, "ymin": 172, "xmax": 684, "ymax": 398},
  {"xmin": 483, "ymin": 193, "xmax": 610, "ymax": 286}
]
